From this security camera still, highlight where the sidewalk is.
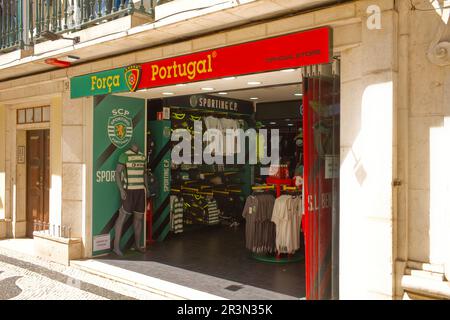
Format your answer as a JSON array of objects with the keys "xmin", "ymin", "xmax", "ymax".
[
  {"xmin": 0, "ymin": 239, "xmax": 224, "ymax": 300},
  {"xmin": 72, "ymin": 254, "xmax": 300, "ymax": 300},
  {"xmin": 71, "ymin": 259, "xmax": 226, "ymax": 300},
  {"xmin": 0, "ymin": 238, "xmax": 300, "ymax": 300},
  {"xmin": 0, "ymin": 240, "xmax": 168, "ymax": 300}
]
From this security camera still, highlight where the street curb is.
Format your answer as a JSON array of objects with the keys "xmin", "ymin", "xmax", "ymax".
[{"xmin": 70, "ymin": 259, "xmax": 227, "ymax": 300}]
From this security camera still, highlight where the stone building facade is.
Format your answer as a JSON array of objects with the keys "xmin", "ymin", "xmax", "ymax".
[{"xmin": 0, "ymin": 0, "xmax": 449, "ymax": 299}]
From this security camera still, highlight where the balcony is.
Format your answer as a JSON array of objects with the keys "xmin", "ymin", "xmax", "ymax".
[
  {"xmin": 0, "ymin": 0, "xmax": 345, "ymax": 82},
  {"xmin": 0, "ymin": 0, "xmax": 159, "ymax": 53}
]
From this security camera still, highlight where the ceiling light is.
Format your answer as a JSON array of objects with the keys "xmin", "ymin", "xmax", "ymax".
[
  {"xmin": 162, "ymin": 92, "xmax": 174, "ymax": 95},
  {"xmin": 201, "ymin": 87, "xmax": 215, "ymax": 91},
  {"xmin": 223, "ymin": 77, "xmax": 236, "ymax": 80},
  {"xmin": 247, "ymin": 81, "xmax": 261, "ymax": 85},
  {"xmin": 270, "ymin": 121, "xmax": 276, "ymax": 125},
  {"xmin": 218, "ymin": 92, "xmax": 228, "ymax": 95},
  {"xmin": 250, "ymin": 97, "xmax": 259, "ymax": 100},
  {"xmin": 287, "ymin": 123, "xmax": 294, "ymax": 126},
  {"xmin": 176, "ymin": 83, "xmax": 186, "ymax": 87},
  {"xmin": 281, "ymin": 69, "xmax": 295, "ymax": 72},
  {"xmin": 294, "ymin": 93, "xmax": 303, "ymax": 96}
]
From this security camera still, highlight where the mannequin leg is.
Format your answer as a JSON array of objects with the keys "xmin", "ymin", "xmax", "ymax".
[
  {"xmin": 133, "ymin": 212, "xmax": 145, "ymax": 253},
  {"xmin": 113, "ymin": 207, "xmax": 130, "ymax": 256}
]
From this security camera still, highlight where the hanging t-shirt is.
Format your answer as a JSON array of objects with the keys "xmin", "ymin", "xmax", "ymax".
[
  {"xmin": 242, "ymin": 194, "xmax": 276, "ymax": 254},
  {"xmin": 220, "ymin": 118, "xmax": 240, "ymax": 155},
  {"xmin": 118, "ymin": 149, "xmax": 146, "ymax": 190},
  {"xmin": 256, "ymin": 132, "xmax": 266, "ymax": 163},
  {"xmin": 204, "ymin": 116, "xmax": 221, "ymax": 130},
  {"xmin": 170, "ymin": 196, "xmax": 184, "ymax": 234},
  {"xmin": 204, "ymin": 116, "xmax": 223, "ymax": 156},
  {"xmin": 205, "ymin": 198, "xmax": 220, "ymax": 225},
  {"xmin": 271, "ymin": 195, "xmax": 302, "ymax": 254}
]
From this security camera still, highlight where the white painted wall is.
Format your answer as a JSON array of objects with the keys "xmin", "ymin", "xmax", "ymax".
[
  {"xmin": 50, "ymin": 97, "xmax": 63, "ymax": 229},
  {"xmin": 0, "ymin": 105, "xmax": 6, "ymax": 238},
  {"xmin": 0, "ymin": 105, "xmax": 5, "ymax": 222},
  {"xmin": 61, "ymin": 91, "xmax": 84, "ymax": 239},
  {"xmin": 403, "ymin": 0, "xmax": 450, "ymax": 283},
  {"xmin": 338, "ymin": 0, "xmax": 398, "ymax": 299}
]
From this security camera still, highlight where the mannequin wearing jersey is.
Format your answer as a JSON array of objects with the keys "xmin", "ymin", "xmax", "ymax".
[{"xmin": 114, "ymin": 143, "xmax": 148, "ymax": 256}]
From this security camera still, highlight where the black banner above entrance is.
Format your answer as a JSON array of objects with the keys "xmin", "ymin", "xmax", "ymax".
[{"xmin": 158, "ymin": 94, "xmax": 254, "ymax": 115}]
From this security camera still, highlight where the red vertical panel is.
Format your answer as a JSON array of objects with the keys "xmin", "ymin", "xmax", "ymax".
[
  {"xmin": 303, "ymin": 73, "xmax": 339, "ymax": 300},
  {"xmin": 313, "ymin": 76, "xmax": 320, "ymax": 300},
  {"xmin": 302, "ymin": 78, "xmax": 311, "ymax": 299}
]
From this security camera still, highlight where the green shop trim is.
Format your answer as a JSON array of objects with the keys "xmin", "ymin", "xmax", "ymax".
[{"xmin": 70, "ymin": 66, "xmax": 139, "ymax": 98}]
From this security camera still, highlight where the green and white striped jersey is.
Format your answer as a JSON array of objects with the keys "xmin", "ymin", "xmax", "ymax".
[{"xmin": 118, "ymin": 149, "xmax": 146, "ymax": 190}]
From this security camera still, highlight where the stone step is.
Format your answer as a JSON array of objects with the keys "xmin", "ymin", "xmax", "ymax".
[
  {"xmin": 405, "ymin": 268, "xmax": 445, "ymax": 282},
  {"xmin": 402, "ymin": 275, "xmax": 450, "ymax": 300},
  {"xmin": 407, "ymin": 260, "xmax": 445, "ymax": 274}
]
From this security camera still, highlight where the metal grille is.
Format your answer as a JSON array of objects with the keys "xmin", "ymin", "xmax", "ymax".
[{"xmin": 33, "ymin": 220, "xmax": 72, "ymax": 238}]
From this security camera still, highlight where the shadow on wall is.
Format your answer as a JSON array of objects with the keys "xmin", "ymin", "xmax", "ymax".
[
  {"xmin": 407, "ymin": 0, "xmax": 450, "ymax": 276},
  {"xmin": 340, "ymin": 77, "xmax": 395, "ymax": 297},
  {"xmin": 340, "ymin": 1, "xmax": 450, "ymax": 291}
]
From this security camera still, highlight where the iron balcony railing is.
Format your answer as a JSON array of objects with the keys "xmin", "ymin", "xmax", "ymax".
[
  {"xmin": 34, "ymin": 219, "xmax": 73, "ymax": 238},
  {"xmin": 0, "ymin": 0, "xmax": 22, "ymax": 51},
  {"xmin": 0, "ymin": 0, "xmax": 169, "ymax": 53}
]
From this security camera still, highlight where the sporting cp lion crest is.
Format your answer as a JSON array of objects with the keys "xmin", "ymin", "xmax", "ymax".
[
  {"xmin": 108, "ymin": 112, "xmax": 133, "ymax": 148},
  {"xmin": 124, "ymin": 65, "xmax": 141, "ymax": 92}
]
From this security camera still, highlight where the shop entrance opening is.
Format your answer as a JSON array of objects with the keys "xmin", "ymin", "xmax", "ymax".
[
  {"xmin": 73, "ymin": 27, "xmax": 340, "ymax": 299},
  {"xmin": 102, "ymin": 80, "xmax": 308, "ymax": 299},
  {"xmin": 86, "ymin": 68, "xmax": 340, "ymax": 299},
  {"xmin": 90, "ymin": 64, "xmax": 339, "ymax": 299}
]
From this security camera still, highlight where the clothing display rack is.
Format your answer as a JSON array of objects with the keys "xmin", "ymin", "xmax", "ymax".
[
  {"xmin": 244, "ymin": 178, "xmax": 304, "ymax": 264},
  {"xmin": 149, "ymin": 95, "xmax": 254, "ymax": 235},
  {"xmin": 265, "ymin": 176, "xmax": 295, "ymax": 197}
]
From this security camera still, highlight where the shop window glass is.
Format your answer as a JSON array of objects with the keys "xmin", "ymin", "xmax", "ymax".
[
  {"xmin": 17, "ymin": 106, "xmax": 50, "ymax": 124},
  {"xmin": 34, "ymin": 107, "xmax": 42, "ymax": 122},
  {"xmin": 17, "ymin": 109, "xmax": 25, "ymax": 124},
  {"xmin": 26, "ymin": 109, "xmax": 34, "ymax": 123},
  {"xmin": 42, "ymin": 107, "xmax": 50, "ymax": 122}
]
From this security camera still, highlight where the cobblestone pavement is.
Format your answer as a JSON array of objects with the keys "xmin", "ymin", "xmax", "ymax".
[{"xmin": 0, "ymin": 247, "xmax": 168, "ymax": 300}]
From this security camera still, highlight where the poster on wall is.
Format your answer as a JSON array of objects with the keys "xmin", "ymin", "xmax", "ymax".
[{"xmin": 92, "ymin": 95, "xmax": 146, "ymax": 256}]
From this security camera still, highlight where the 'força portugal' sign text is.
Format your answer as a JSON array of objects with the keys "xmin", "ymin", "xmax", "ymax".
[{"xmin": 70, "ymin": 27, "xmax": 332, "ymax": 98}]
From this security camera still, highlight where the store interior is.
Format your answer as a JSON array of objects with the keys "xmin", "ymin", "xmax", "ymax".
[{"xmin": 101, "ymin": 69, "xmax": 306, "ymax": 299}]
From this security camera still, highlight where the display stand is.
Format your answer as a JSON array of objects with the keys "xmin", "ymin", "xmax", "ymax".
[
  {"xmin": 147, "ymin": 95, "xmax": 254, "ymax": 240},
  {"xmin": 251, "ymin": 251, "xmax": 304, "ymax": 264},
  {"xmin": 250, "ymin": 178, "xmax": 303, "ymax": 264},
  {"xmin": 266, "ymin": 176, "xmax": 295, "ymax": 197}
]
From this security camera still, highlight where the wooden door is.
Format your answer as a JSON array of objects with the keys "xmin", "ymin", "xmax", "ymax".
[{"xmin": 26, "ymin": 130, "xmax": 50, "ymax": 237}]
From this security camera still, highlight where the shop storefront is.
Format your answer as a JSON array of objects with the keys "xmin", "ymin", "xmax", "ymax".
[
  {"xmin": 69, "ymin": 26, "xmax": 340, "ymax": 299},
  {"xmin": 4, "ymin": 0, "xmax": 438, "ymax": 300}
]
